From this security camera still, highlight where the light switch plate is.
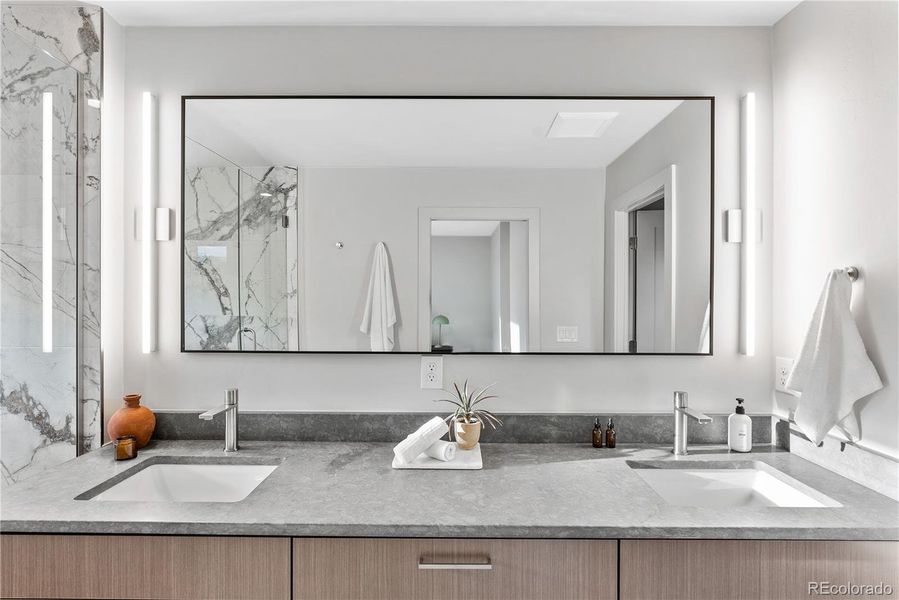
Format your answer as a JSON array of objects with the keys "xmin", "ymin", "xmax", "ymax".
[
  {"xmin": 775, "ymin": 356, "xmax": 794, "ymax": 393},
  {"xmin": 556, "ymin": 326, "xmax": 578, "ymax": 343},
  {"xmin": 420, "ymin": 355, "xmax": 444, "ymax": 390}
]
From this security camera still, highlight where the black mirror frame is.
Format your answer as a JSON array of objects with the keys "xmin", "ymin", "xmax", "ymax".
[{"xmin": 180, "ymin": 95, "xmax": 715, "ymax": 356}]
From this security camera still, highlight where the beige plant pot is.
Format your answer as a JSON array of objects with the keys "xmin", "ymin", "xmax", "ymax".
[{"xmin": 454, "ymin": 419, "xmax": 482, "ymax": 450}]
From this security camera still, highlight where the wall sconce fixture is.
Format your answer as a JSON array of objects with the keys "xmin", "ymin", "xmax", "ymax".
[
  {"xmin": 739, "ymin": 92, "xmax": 758, "ymax": 356},
  {"xmin": 42, "ymin": 92, "xmax": 53, "ymax": 353},
  {"xmin": 140, "ymin": 92, "xmax": 174, "ymax": 353}
]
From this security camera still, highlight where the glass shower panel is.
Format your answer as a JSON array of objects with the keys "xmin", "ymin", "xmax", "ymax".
[
  {"xmin": 182, "ymin": 139, "xmax": 242, "ymax": 350},
  {"xmin": 237, "ymin": 168, "xmax": 298, "ymax": 351},
  {"xmin": 182, "ymin": 132, "xmax": 299, "ymax": 352},
  {"xmin": 1, "ymin": 32, "xmax": 80, "ymax": 484}
]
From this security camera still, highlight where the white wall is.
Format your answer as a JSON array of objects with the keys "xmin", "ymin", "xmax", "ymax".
[
  {"xmin": 119, "ymin": 25, "xmax": 773, "ymax": 417},
  {"xmin": 490, "ymin": 225, "xmax": 503, "ymax": 351},
  {"xmin": 508, "ymin": 220, "xmax": 530, "ymax": 352},
  {"xmin": 604, "ymin": 101, "xmax": 712, "ymax": 354},
  {"xmin": 431, "ymin": 236, "xmax": 494, "ymax": 352},
  {"xmin": 493, "ymin": 222, "xmax": 512, "ymax": 352},
  {"xmin": 101, "ymin": 14, "xmax": 126, "ymax": 422},
  {"xmin": 772, "ymin": 1, "xmax": 899, "ymax": 458}
]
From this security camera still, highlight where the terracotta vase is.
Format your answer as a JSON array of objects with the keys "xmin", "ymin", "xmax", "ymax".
[
  {"xmin": 454, "ymin": 420, "xmax": 481, "ymax": 450},
  {"xmin": 107, "ymin": 394, "xmax": 156, "ymax": 449}
]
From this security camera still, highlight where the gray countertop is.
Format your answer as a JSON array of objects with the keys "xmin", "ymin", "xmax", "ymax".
[{"xmin": 1, "ymin": 441, "xmax": 896, "ymax": 539}]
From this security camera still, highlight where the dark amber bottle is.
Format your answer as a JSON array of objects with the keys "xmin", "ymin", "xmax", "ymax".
[
  {"xmin": 592, "ymin": 418, "xmax": 604, "ymax": 448},
  {"xmin": 605, "ymin": 418, "xmax": 617, "ymax": 448}
]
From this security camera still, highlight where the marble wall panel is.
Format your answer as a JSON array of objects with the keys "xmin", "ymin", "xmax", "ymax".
[{"xmin": 1, "ymin": 4, "xmax": 102, "ymax": 485}]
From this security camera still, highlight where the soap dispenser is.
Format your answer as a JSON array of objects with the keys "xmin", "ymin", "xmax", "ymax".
[{"xmin": 727, "ymin": 398, "xmax": 752, "ymax": 452}]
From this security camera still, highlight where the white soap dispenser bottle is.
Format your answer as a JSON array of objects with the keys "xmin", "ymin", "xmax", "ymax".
[{"xmin": 728, "ymin": 398, "xmax": 752, "ymax": 452}]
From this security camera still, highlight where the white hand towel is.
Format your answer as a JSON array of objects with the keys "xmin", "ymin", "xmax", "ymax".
[
  {"xmin": 785, "ymin": 270, "xmax": 883, "ymax": 445},
  {"xmin": 393, "ymin": 417, "xmax": 448, "ymax": 465},
  {"xmin": 360, "ymin": 242, "xmax": 397, "ymax": 352},
  {"xmin": 424, "ymin": 440, "xmax": 456, "ymax": 462}
]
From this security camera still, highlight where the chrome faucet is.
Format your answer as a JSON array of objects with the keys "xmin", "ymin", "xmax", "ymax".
[
  {"xmin": 199, "ymin": 388, "xmax": 239, "ymax": 452},
  {"xmin": 673, "ymin": 391, "xmax": 712, "ymax": 456}
]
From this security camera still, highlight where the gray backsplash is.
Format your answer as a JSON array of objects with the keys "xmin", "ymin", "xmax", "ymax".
[{"xmin": 153, "ymin": 411, "xmax": 774, "ymax": 445}]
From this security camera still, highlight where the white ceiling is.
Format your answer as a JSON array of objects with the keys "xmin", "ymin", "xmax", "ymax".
[
  {"xmin": 185, "ymin": 98, "xmax": 687, "ymax": 169},
  {"xmin": 97, "ymin": 0, "xmax": 801, "ymax": 28}
]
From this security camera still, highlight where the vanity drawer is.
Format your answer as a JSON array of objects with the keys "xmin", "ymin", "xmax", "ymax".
[
  {"xmin": 620, "ymin": 540, "xmax": 899, "ymax": 600},
  {"xmin": 293, "ymin": 537, "xmax": 617, "ymax": 600},
  {"xmin": 0, "ymin": 534, "xmax": 290, "ymax": 600}
]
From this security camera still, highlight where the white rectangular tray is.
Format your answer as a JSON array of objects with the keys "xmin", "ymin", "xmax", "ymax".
[{"xmin": 392, "ymin": 444, "xmax": 482, "ymax": 470}]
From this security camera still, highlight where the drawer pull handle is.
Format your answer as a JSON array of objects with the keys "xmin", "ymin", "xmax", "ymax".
[{"xmin": 418, "ymin": 558, "xmax": 493, "ymax": 571}]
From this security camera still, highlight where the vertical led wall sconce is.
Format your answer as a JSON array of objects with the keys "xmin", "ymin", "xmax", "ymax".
[
  {"xmin": 141, "ymin": 91, "xmax": 158, "ymax": 354},
  {"xmin": 139, "ymin": 92, "xmax": 174, "ymax": 354},
  {"xmin": 42, "ymin": 92, "xmax": 53, "ymax": 353},
  {"xmin": 739, "ymin": 92, "xmax": 758, "ymax": 357}
]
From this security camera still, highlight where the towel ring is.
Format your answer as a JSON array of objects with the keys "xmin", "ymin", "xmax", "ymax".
[{"xmin": 844, "ymin": 266, "xmax": 859, "ymax": 282}]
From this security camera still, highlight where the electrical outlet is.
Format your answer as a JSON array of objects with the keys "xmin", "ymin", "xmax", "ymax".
[
  {"xmin": 775, "ymin": 356, "xmax": 794, "ymax": 392},
  {"xmin": 420, "ymin": 355, "xmax": 444, "ymax": 390}
]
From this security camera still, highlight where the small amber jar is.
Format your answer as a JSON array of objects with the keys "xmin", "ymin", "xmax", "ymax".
[
  {"xmin": 114, "ymin": 435, "xmax": 138, "ymax": 461},
  {"xmin": 592, "ymin": 418, "xmax": 604, "ymax": 448},
  {"xmin": 605, "ymin": 418, "xmax": 617, "ymax": 449}
]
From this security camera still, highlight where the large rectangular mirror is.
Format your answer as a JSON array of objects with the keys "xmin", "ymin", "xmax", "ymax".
[{"xmin": 182, "ymin": 96, "xmax": 713, "ymax": 354}]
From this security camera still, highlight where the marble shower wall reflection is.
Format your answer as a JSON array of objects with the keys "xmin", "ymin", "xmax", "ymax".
[
  {"xmin": 0, "ymin": 5, "xmax": 102, "ymax": 487},
  {"xmin": 184, "ymin": 164, "xmax": 299, "ymax": 351}
]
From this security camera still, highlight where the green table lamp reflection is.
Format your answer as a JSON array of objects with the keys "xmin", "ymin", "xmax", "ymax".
[{"xmin": 431, "ymin": 314, "xmax": 452, "ymax": 353}]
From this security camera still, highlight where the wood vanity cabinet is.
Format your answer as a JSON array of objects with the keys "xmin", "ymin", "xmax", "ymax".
[
  {"xmin": 292, "ymin": 538, "xmax": 618, "ymax": 600},
  {"xmin": 620, "ymin": 540, "xmax": 899, "ymax": 600},
  {"xmin": 0, "ymin": 535, "xmax": 291, "ymax": 600},
  {"xmin": 4, "ymin": 535, "xmax": 897, "ymax": 600}
]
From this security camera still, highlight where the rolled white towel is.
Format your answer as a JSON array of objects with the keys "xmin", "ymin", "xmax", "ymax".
[
  {"xmin": 393, "ymin": 417, "xmax": 448, "ymax": 465},
  {"xmin": 424, "ymin": 440, "xmax": 456, "ymax": 462}
]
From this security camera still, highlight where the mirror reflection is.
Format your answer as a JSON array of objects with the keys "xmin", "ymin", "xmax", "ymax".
[
  {"xmin": 429, "ymin": 219, "xmax": 532, "ymax": 353},
  {"xmin": 182, "ymin": 97, "xmax": 713, "ymax": 354}
]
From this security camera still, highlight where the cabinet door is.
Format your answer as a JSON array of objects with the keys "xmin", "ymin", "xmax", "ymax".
[
  {"xmin": 293, "ymin": 537, "xmax": 617, "ymax": 600},
  {"xmin": 0, "ymin": 534, "xmax": 290, "ymax": 600},
  {"xmin": 620, "ymin": 539, "xmax": 899, "ymax": 600}
]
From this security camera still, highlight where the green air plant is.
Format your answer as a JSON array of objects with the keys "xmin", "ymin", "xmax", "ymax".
[{"xmin": 436, "ymin": 380, "xmax": 503, "ymax": 430}]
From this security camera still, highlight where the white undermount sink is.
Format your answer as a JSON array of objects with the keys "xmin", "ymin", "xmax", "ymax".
[
  {"xmin": 628, "ymin": 461, "xmax": 841, "ymax": 508},
  {"xmin": 84, "ymin": 460, "xmax": 278, "ymax": 503}
]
